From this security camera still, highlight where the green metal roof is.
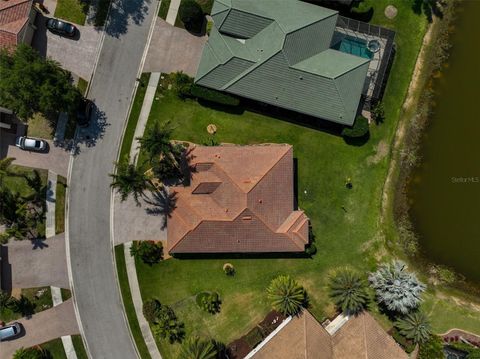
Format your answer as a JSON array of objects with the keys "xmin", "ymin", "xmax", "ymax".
[{"xmin": 196, "ymin": 0, "xmax": 370, "ymax": 125}]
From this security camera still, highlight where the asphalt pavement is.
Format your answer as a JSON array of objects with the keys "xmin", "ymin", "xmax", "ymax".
[{"xmin": 67, "ymin": 0, "xmax": 157, "ymax": 358}]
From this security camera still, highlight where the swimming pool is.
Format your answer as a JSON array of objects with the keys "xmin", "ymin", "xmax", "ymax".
[{"xmin": 332, "ymin": 36, "xmax": 373, "ymax": 59}]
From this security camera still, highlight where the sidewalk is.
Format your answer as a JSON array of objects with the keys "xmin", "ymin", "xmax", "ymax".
[
  {"xmin": 51, "ymin": 287, "xmax": 78, "ymax": 359},
  {"xmin": 166, "ymin": 0, "xmax": 181, "ymax": 25},
  {"xmin": 130, "ymin": 72, "xmax": 161, "ymax": 164},
  {"xmin": 46, "ymin": 170, "xmax": 57, "ymax": 238},
  {"xmin": 124, "ymin": 242, "xmax": 162, "ymax": 359}
]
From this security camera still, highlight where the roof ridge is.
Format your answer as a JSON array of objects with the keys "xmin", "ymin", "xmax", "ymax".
[{"xmin": 0, "ymin": 0, "xmax": 30, "ymax": 12}]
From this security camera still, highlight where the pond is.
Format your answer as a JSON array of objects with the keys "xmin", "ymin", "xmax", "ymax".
[{"xmin": 407, "ymin": 2, "xmax": 480, "ymax": 283}]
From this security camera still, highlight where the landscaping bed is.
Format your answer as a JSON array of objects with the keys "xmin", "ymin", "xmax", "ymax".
[{"xmin": 0, "ymin": 287, "xmax": 53, "ymax": 323}]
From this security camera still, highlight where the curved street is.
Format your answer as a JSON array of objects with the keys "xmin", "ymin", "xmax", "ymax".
[{"xmin": 67, "ymin": 0, "xmax": 156, "ymax": 357}]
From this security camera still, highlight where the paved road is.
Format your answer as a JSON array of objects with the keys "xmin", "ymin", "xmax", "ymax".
[
  {"xmin": 0, "ymin": 299, "xmax": 79, "ymax": 358},
  {"xmin": 67, "ymin": 0, "xmax": 156, "ymax": 358}
]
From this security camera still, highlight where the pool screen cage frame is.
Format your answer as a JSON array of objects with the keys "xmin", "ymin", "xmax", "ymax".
[{"xmin": 336, "ymin": 15, "xmax": 396, "ymax": 101}]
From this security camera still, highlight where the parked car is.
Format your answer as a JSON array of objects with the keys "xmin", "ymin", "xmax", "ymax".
[
  {"xmin": 15, "ymin": 136, "xmax": 48, "ymax": 152},
  {"xmin": 76, "ymin": 98, "xmax": 94, "ymax": 127},
  {"xmin": 46, "ymin": 18, "xmax": 77, "ymax": 37},
  {"xmin": 0, "ymin": 322, "xmax": 22, "ymax": 341}
]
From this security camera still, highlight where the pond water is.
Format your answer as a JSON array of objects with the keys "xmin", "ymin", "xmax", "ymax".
[{"xmin": 407, "ymin": 2, "xmax": 480, "ymax": 283}]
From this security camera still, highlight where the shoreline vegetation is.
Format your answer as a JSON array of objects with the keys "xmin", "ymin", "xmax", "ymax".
[{"xmin": 383, "ymin": 0, "xmax": 480, "ymax": 306}]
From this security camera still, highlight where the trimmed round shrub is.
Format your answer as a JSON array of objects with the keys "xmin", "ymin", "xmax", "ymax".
[
  {"xmin": 305, "ymin": 243, "xmax": 317, "ymax": 256},
  {"xmin": 341, "ymin": 116, "xmax": 369, "ymax": 138},
  {"xmin": 223, "ymin": 263, "xmax": 235, "ymax": 276},
  {"xmin": 191, "ymin": 85, "xmax": 240, "ymax": 106},
  {"xmin": 179, "ymin": 0, "xmax": 204, "ymax": 33},
  {"xmin": 130, "ymin": 241, "xmax": 163, "ymax": 265}
]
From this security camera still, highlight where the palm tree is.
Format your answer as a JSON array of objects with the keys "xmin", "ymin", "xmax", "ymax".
[
  {"xmin": 0, "ymin": 157, "xmax": 15, "ymax": 184},
  {"xmin": 395, "ymin": 311, "xmax": 432, "ymax": 344},
  {"xmin": 110, "ymin": 156, "xmax": 152, "ymax": 206},
  {"xmin": 179, "ymin": 336, "xmax": 218, "ymax": 359},
  {"xmin": 9, "ymin": 294, "xmax": 36, "ymax": 317},
  {"xmin": 136, "ymin": 121, "xmax": 175, "ymax": 162},
  {"xmin": 152, "ymin": 305, "xmax": 185, "ymax": 344},
  {"xmin": 328, "ymin": 269, "xmax": 369, "ymax": 315},
  {"xmin": 24, "ymin": 170, "xmax": 45, "ymax": 206},
  {"xmin": 13, "ymin": 347, "xmax": 48, "ymax": 359},
  {"xmin": 267, "ymin": 275, "xmax": 305, "ymax": 316}
]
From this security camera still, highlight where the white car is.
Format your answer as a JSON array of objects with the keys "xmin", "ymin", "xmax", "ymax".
[
  {"xmin": 15, "ymin": 136, "xmax": 48, "ymax": 152},
  {"xmin": 0, "ymin": 322, "xmax": 22, "ymax": 341}
]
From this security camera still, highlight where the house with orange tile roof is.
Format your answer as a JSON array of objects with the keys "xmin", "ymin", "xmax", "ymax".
[
  {"xmin": 0, "ymin": 0, "xmax": 37, "ymax": 51},
  {"xmin": 167, "ymin": 144, "xmax": 310, "ymax": 254},
  {"xmin": 247, "ymin": 310, "xmax": 408, "ymax": 359}
]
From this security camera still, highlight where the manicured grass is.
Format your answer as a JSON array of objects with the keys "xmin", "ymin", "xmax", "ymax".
[
  {"xmin": 56, "ymin": 176, "xmax": 67, "ymax": 234},
  {"xmin": 0, "ymin": 287, "xmax": 53, "ymax": 322},
  {"xmin": 27, "ymin": 112, "xmax": 54, "ymax": 140},
  {"xmin": 61, "ymin": 288, "xmax": 72, "ymax": 301},
  {"xmin": 77, "ymin": 77, "xmax": 89, "ymax": 96},
  {"xmin": 114, "ymin": 245, "xmax": 152, "ymax": 359},
  {"xmin": 72, "ymin": 335, "xmax": 89, "ymax": 359},
  {"xmin": 118, "ymin": 72, "xmax": 151, "ymax": 162},
  {"xmin": 54, "ymin": 0, "xmax": 89, "ymax": 25},
  {"xmin": 41, "ymin": 338, "xmax": 67, "ymax": 358},
  {"xmin": 133, "ymin": 1, "xmax": 480, "ymax": 357},
  {"xmin": 158, "ymin": 0, "xmax": 171, "ymax": 19}
]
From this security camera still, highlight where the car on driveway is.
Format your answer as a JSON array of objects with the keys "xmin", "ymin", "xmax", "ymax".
[
  {"xmin": 46, "ymin": 18, "xmax": 77, "ymax": 37},
  {"xmin": 15, "ymin": 136, "xmax": 48, "ymax": 152},
  {"xmin": 76, "ymin": 98, "xmax": 94, "ymax": 127},
  {"xmin": 0, "ymin": 322, "xmax": 22, "ymax": 341}
]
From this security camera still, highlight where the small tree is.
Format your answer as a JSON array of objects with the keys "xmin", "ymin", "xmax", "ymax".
[
  {"xmin": 328, "ymin": 269, "xmax": 369, "ymax": 315},
  {"xmin": 418, "ymin": 335, "xmax": 444, "ymax": 359},
  {"xmin": 341, "ymin": 116, "xmax": 369, "ymax": 138},
  {"xmin": 179, "ymin": 336, "xmax": 218, "ymax": 359},
  {"xmin": 395, "ymin": 311, "xmax": 432, "ymax": 344},
  {"xmin": 223, "ymin": 263, "xmax": 235, "ymax": 276},
  {"xmin": 143, "ymin": 299, "xmax": 162, "ymax": 324},
  {"xmin": 196, "ymin": 292, "xmax": 221, "ymax": 314},
  {"xmin": 369, "ymin": 261, "xmax": 426, "ymax": 314},
  {"xmin": 267, "ymin": 275, "xmax": 305, "ymax": 316},
  {"xmin": 179, "ymin": 0, "xmax": 204, "ymax": 33},
  {"xmin": 9, "ymin": 294, "xmax": 35, "ymax": 317},
  {"xmin": 110, "ymin": 156, "xmax": 152, "ymax": 206},
  {"xmin": 136, "ymin": 121, "xmax": 176, "ymax": 162},
  {"xmin": 152, "ymin": 305, "xmax": 185, "ymax": 344},
  {"xmin": 130, "ymin": 241, "xmax": 163, "ymax": 265}
]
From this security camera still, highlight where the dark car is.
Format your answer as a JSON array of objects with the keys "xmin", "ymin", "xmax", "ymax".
[
  {"xmin": 46, "ymin": 18, "xmax": 76, "ymax": 37},
  {"xmin": 76, "ymin": 99, "xmax": 94, "ymax": 127}
]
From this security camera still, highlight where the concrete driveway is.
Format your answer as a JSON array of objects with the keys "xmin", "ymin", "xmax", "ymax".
[
  {"xmin": 143, "ymin": 19, "xmax": 206, "ymax": 76},
  {"xmin": 32, "ymin": 12, "xmax": 102, "ymax": 80},
  {"xmin": 113, "ymin": 192, "xmax": 167, "ymax": 245},
  {"xmin": 0, "ymin": 299, "xmax": 79, "ymax": 358},
  {"xmin": 6, "ymin": 141, "xmax": 69, "ymax": 177},
  {"xmin": 0, "ymin": 234, "xmax": 69, "ymax": 291}
]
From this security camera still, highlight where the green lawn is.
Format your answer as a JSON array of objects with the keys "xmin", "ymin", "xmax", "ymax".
[
  {"xmin": 158, "ymin": 0, "xmax": 171, "ymax": 19},
  {"xmin": 56, "ymin": 176, "xmax": 67, "ymax": 234},
  {"xmin": 72, "ymin": 335, "xmax": 89, "ymax": 359},
  {"xmin": 129, "ymin": 1, "xmax": 480, "ymax": 358},
  {"xmin": 54, "ymin": 0, "xmax": 90, "ymax": 25},
  {"xmin": 77, "ymin": 77, "xmax": 89, "ymax": 96},
  {"xmin": 114, "ymin": 245, "xmax": 152, "ymax": 359},
  {"xmin": 41, "ymin": 338, "xmax": 67, "ymax": 358},
  {"xmin": 118, "ymin": 72, "xmax": 151, "ymax": 162}
]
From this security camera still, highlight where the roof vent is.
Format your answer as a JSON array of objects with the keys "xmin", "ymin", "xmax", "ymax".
[
  {"xmin": 242, "ymin": 216, "xmax": 252, "ymax": 220},
  {"xmin": 258, "ymin": 199, "xmax": 263, "ymax": 204}
]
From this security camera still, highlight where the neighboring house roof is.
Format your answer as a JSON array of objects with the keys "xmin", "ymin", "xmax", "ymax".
[
  {"xmin": 167, "ymin": 144, "xmax": 309, "ymax": 254},
  {"xmin": 251, "ymin": 311, "xmax": 409, "ymax": 359},
  {"xmin": 0, "ymin": 0, "xmax": 32, "ymax": 49},
  {"xmin": 194, "ymin": 0, "xmax": 369, "ymax": 126}
]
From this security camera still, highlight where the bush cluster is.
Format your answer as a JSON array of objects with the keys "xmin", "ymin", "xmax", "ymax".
[
  {"xmin": 130, "ymin": 241, "xmax": 163, "ymax": 265},
  {"xmin": 144, "ymin": 299, "xmax": 185, "ymax": 343},
  {"xmin": 179, "ymin": 0, "xmax": 204, "ymax": 33},
  {"xmin": 341, "ymin": 116, "xmax": 369, "ymax": 138},
  {"xmin": 196, "ymin": 291, "xmax": 221, "ymax": 314},
  {"xmin": 190, "ymin": 85, "xmax": 240, "ymax": 106}
]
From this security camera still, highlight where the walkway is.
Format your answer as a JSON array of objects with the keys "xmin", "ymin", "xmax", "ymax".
[
  {"xmin": 124, "ymin": 242, "xmax": 162, "ymax": 359},
  {"xmin": 0, "ymin": 299, "xmax": 79, "ymax": 358},
  {"xmin": 130, "ymin": 72, "xmax": 161, "ymax": 163},
  {"xmin": 46, "ymin": 170, "xmax": 57, "ymax": 239},
  {"xmin": 165, "ymin": 0, "xmax": 180, "ymax": 25},
  {"xmin": 51, "ymin": 287, "xmax": 78, "ymax": 359}
]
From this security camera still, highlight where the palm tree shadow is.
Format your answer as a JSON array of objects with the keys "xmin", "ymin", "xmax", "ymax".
[{"xmin": 144, "ymin": 187, "xmax": 177, "ymax": 230}]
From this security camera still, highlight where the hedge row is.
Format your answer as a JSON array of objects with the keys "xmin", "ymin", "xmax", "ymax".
[{"xmin": 190, "ymin": 85, "xmax": 240, "ymax": 106}]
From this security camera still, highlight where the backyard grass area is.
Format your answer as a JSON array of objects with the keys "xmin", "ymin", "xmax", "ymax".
[
  {"xmin": 118, "ymin": 72, "xmax": 151, "ymax": 162},
  {"xmin": 114, "ymin": 245, "xmax": 152, "ymax": 359},
  {"xmin": 54, "ymin": 0, "xmax": 90, "ymax": 25},
  {"xmin": 56, "ymin": 176, "xmax": 67, "ymax": 234},
  {"xmin": 27, "ymin": 113, "xmax": 54, "ymax": 140},
  {"xmin": 130, "ymin": 1, "xmax": 480, "ymax": 357}
]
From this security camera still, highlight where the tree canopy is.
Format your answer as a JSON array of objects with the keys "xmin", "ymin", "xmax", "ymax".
[{"xmin": 0, "ymin": 44, "xmax": 80, "ymax": 120}]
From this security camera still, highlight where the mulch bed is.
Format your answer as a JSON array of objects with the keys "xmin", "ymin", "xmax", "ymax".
[{"xmin": 443, "ymin": 329, "xmax": 480, "ymax": 348}]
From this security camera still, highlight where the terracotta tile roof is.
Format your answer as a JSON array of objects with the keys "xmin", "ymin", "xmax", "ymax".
[
  {"xmin": 167, "ymin": 144, "xmax": 309, "ymax": 254},
  {"xmin": 0, "ymin": 0, "xmax": 32, "ymax": 49},
  {"xmin": 251, "ymin": 311, "xmax": 408, "ymax": 359}
]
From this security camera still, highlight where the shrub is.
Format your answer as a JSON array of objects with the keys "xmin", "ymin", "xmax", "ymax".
[
  {"xmin": 143, "ymin": 299, "xmax": 162, "ymax": 324},
  {"xmin": 341, "ymin": 116, "xmax": 369, "ymax": 138},
  {"xmin": 369, "ymin": 261, "xmax": 426, "ymax": 314},
  {"xmin": 179, "ymin": 0, "xmax": 204, "ymax": 33},
  {"xmin": 395, "ymin": 311, "xmax": 432, "ymax": 344},
  {"xmin": 392, "ymin": 328, "xmax": 416, "ymax": 354},
  {"xmin": 179, "ymin": 336, "xmax": 218, "ymax": 359},
  {"xmin": 418, "ymin": 335, "xmax": 444, "ymax": 359},
  {"xmin": 13, "ymin": 347, "xmax": 46, "ymax": 359},
  {"xmin": 191, "ymin": 85, "xmax": 240, "ymax": 106},
  {"xmin": 371, "ymin": 101, "xmax": 385, "ymax": 124},
  {"xmin": 328, "ymin": 269, "xmax": 369, "ymax": 315},
  {"xmin": 206, "ymin": 19, "xmax": 214, "ymax": 36},
  {"xmin": 172, "ymin": 72, "xmax": 194, "ymax": 99},
  {"xmin": 449, "ymin": 342, "xmax": 480, "ymax": 358},
  {"xmin": 267, "ymin": 275, "xmax": 306, "ymax": 316},
  {"xmin": 223, "ymin": 263, "xmax": 235, "ymax": 276},
  {"xmin": 130, "ymin": 241, "xmax": 163, "ymax": 265},
  {"xmin": 305, "ymin": 243, "xmax": 317, "ymax": 256},
  {"xmin": 152, "ymin": 305, "xmax": 185, "ymax": 343},
  {"xmin": 196, "ymin": 291, "xmax": 221, "ymax": 314}
]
